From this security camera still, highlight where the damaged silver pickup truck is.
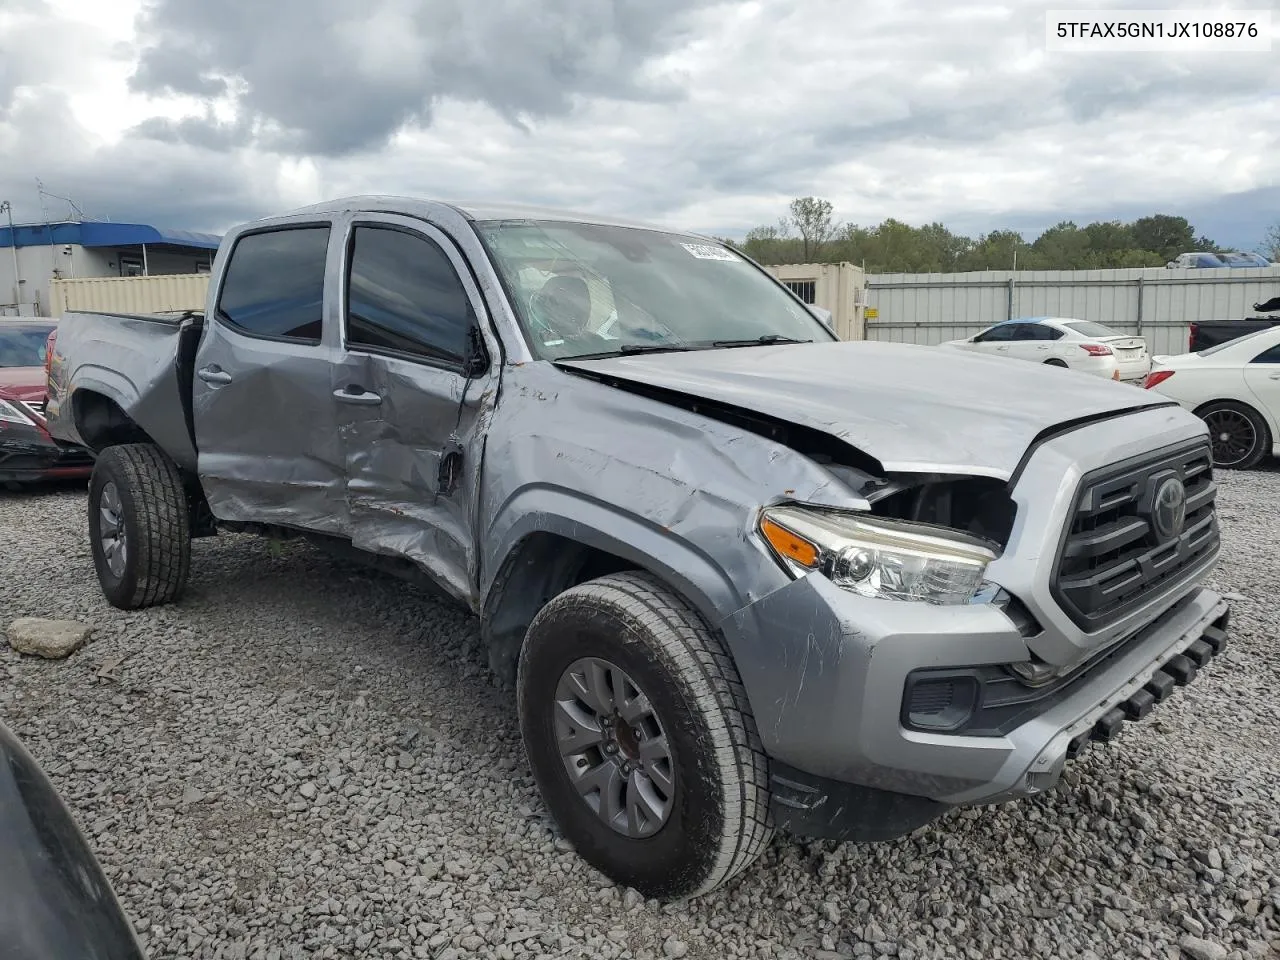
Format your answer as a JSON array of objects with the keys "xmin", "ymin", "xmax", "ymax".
[{"xmin": 47, "ymin": 197, "xmax": 1230, "ymax": 899}]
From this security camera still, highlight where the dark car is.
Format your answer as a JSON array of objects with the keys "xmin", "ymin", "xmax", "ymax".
[
  {"xmin": 0, "ymin": 318, "xmax": 94, "ymax": 487},
  {"xmin": 0, "ymin": 716, "xmax": 146, "ymax": 958}
]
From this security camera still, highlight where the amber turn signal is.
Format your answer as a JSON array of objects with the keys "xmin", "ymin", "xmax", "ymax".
[{"xmin": 760, "ymin": 516, "xmax": 820, "ymax": 568}]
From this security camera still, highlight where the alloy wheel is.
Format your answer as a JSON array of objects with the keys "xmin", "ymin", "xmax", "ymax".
[
  {"xmin": 98, "ymin": 481, "xmax": 128, "ymax": 578},
  {"xmin": 553, "ymin": 657, "xmax": 676, "ymax": 839},
  {"xmin": 1204, "ymin": 409, "xmax": 1256, "ymax": 467}
]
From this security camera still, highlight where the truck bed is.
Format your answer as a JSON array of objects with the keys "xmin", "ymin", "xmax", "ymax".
[
  {"xmin": 45, "ymin": 310, "xmax": 204, "ymax": 470},
  {"xmin": 1188, "ymin": 315, "xmax": 1280, "ymax": 352}
]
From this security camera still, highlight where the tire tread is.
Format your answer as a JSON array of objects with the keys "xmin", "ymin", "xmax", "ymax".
[
  {"xmin": 92, "ymin": 443, "xmax": 191, "ymax": 608},
  {"xmin": 524, "ymin": 570, "xmax": 774, "ymax": 897}
]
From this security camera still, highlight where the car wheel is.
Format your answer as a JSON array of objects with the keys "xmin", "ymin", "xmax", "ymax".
[
  {"xmin": 87, "ymin": 443, "xmax": 192, "ymax": 609},
  {"xmin": 1198, "ymin": 401, "xmax": 1271, "ymax": 470},
  {"xmin": 1043, "ymin": 359, "xmax": 1068, "ymax": 368},
  {"xmin": 517, "ymin": 571, "xmax": 773, "ymax": 899}
]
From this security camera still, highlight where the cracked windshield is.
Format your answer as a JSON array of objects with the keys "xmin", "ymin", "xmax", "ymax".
[{"xmin": 477, "ymin": 220, "xmax": 830, "ymax": 359}]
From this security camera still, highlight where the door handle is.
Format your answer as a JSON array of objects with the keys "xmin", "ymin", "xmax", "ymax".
[
  {"xmin": 1270, "ymin": 374, "xmax": 1280, "ymax": 380},
  {"xmin": 197, "ymin": 365, "xmax": 232, "ymax": 385},
  {"xmin": 333, "ymin": 385, "xmax": 382, "ymax": 406}
]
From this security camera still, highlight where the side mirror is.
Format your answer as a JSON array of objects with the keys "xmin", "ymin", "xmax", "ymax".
[{"xmin": 809, "ymin": 305, "xmax": 833, "ymax": 327}]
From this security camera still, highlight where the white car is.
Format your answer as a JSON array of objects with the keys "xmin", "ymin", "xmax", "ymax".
[
  {"xmin": 1143, "ymin": 325, "xmax": 1280, "ymax": 469},
  {"xmin": 941, "ymin": 317, "xmax": 1151, "ymax": 383}
]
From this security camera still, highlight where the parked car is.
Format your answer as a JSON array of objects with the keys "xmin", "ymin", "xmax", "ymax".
[
  {"xmin": 1144, "ymin": 325, "xmax": 1280, "ymax": 469},
  {"xmin": 0, "ymin": 318, "xmax": 94, "ymax": 487},
  {"xmin": 47, "ymin": 197, "xmax": 1230, "ymax": 899},
  {"xmin": 1187, "ymin": 315, "xmax": 1280, "ymax": 352},
  {"xmin": 1166, "ymin": 251, "xmax": 1273, "ymax": 269},
  {"xmin": 0, "ymin": 716, "xmax": 146, "ymax": 959},
  {"xmin": 940, "ymin": 316, "xmax": 1151, "ymax": 382}
]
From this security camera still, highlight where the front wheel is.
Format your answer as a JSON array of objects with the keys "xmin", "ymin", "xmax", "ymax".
[
  {"xmin": 517, "ymin": 572, "xmax": 773, "ymax": 899},
  {"xmin": 1198, "ymin": 401, "xmax": 1271, "ymax": 470},
  {"xmin": 87, "ymin": 444, "xmax": 192, "ymax": 609}
]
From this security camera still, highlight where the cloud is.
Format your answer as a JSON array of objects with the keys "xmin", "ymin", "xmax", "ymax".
[
  {"xmin": 126, "ymin": 0, "xmax": 722, "ymax": 156},
  {"xmin": 0, "ymin": 0, "xmax": 1277, "ymax": 251}
]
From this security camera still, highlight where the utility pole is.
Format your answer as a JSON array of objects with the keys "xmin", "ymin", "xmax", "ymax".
[{"xmin": 1, "ymin": 200, "xmax": 20, "ymax": 309}]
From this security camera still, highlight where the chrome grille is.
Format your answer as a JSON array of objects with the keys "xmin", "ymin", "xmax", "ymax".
[{"xmin": 1052, "ymin": 440, "xmax": 1218, "ymax": 632}]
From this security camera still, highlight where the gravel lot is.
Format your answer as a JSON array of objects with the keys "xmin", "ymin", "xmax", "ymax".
[{"xmin": 3, "ymin": 474, "xmax": 1278, "ymax": 960}]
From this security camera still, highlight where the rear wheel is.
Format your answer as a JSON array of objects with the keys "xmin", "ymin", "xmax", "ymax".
[
  {"xmin": 87, "ymin": 443, "xmax": 191, "ymax": 609},
  {"xmin": 1043, "ymin": 359, "xmax": 1068, "ymax": 368},
  {"xmin": 1198, "ymin": 401, "xmax": 1271, "ymax": 470},
  {"xmin": 517, "ymin": 571, "xmax": 773, "ymax": 899}
]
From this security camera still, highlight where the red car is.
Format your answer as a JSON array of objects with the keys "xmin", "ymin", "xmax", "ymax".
[{"xmin": 0, "ymin": 318, "xmax": 94, "ymax": 487}]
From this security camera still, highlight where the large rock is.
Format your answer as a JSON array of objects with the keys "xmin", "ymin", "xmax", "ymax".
[
  {"xmin": 6, "ymin": 618, "xmax": 95, "ymax": 659},
  {"xmin": 1180, "ymin": 936, "xmax": 1228, "ymax": 960}
]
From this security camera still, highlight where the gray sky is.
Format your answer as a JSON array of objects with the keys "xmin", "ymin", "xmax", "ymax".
[{"xmin": 2, "ymin": 0, "xmax": 1277, "ymax": 248}]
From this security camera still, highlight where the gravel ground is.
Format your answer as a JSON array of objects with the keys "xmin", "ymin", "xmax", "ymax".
[{"xmin": 2, "ymin": 473, "xmax": 1278, "ymax": 960}]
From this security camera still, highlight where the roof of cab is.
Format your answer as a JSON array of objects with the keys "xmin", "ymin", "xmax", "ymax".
[{"xmin": 277, "ymin": 195, "xmax": 687, "ymax": 235}]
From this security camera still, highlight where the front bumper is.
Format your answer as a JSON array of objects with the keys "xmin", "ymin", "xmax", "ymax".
[
  {"xmin": 0, "ymin": 431, "xmax": 94, "ymax": 483},
  {"xmin": 766, "ymin": 593, "xmax": 1228, "ymax": 841}
]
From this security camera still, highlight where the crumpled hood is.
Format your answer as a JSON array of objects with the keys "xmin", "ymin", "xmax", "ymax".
[{"xmin": 559, "ymin": 341, "xmax": 1174, "ymax": 480}]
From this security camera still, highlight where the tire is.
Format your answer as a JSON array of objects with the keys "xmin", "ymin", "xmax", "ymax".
[
  {"xmin": 87, "ymin": 443, "xmax": 192, "ymax": 609},
  {"xmin": 1043, "ymin": 359, "xmax": 1068, "ymax": 368},
  {"xmin": 1197, "ymin": 401, "xmax": 1271, "ymax": 470},
  {"xmin": 517, "ymin": 571, "xmax": 773, "ymax": 899}
]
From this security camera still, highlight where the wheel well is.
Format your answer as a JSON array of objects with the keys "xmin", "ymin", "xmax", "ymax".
[
  {"xmin": 1043, "ymin": 358, "xmax": 1068, "ymax": 366},
  {"xmin": 1192, "ymin": 398, "xmax": 1264, "ymax": 419},
  {"xmin": 480, "ymin": 533, "xmax": 643, "ymax": 685},
  {"xmin": 73, "ymin": 390, "xmax": 153, "ymax": 451},
  {"xmin": 72, "ymin": 390, "xmax": 217, "ymax": 537}
]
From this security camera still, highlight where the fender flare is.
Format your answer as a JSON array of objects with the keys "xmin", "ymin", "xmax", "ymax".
[{"xmin": 482, "ymin": 485, "xmax": 748, "ymax": 632}]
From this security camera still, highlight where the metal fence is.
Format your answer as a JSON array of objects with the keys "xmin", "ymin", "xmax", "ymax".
[
  {"xmin": 49, "ymin": 273, "xmax": 210, "ymax": 317},
  {"xmin": 865, "ymin": 265, "xmax": 1280, "ymax": 355}
]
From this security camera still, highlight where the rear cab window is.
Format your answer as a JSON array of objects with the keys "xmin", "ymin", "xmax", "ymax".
[{"xmin": 216, "ymin": 226, "xmax": 332, "ymax": 343}]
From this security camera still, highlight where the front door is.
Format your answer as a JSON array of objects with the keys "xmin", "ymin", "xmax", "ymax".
[
  {"xmin": 192, "ymin": 221, "xmax": 351, "ymax": 534},
  {"xmin": 331, "ymin": 216, "xmax": 500, "ymax": 606},
  {"xmin": 1243, "ymin": 340, "xmax": 1280, "ymax": 446}
]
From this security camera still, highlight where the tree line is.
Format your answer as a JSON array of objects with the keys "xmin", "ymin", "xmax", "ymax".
[{"xmin": 716, "ymin": 197, "xmax": 1274, "ymax": 273}]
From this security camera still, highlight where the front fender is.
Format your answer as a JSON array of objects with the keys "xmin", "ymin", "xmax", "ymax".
[{"xmin": 481, "ymin": 484, "xmax": 753, "ymax": 628}]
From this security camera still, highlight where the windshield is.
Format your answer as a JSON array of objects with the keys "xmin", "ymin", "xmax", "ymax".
[
  {"xmin": 1064, "ymin": 320, "xmax": 1122, "ymax": 339},
  {"xmin": 0, "ymin": 323, "xmax": 55, "ymax": 368},
  {"xmin": 475, "ymin": 220, "xmax": 835, "ymax": 359}
]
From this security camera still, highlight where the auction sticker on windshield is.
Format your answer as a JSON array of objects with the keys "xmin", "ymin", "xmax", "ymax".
[{"xmin": 680, "ymin": 243, "xmax": 740, "ymax": 262}]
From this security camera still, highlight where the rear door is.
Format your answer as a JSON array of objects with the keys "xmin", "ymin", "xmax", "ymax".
[
  {"xmin": 192, "ymin": 220, "xmax": 351, "ymax": 534},
  {"xmin": 330, "ymin": 215, "xmax": 499, "ymax": 605},
  {"xmin": 1243, "ymin": 340, "xmax": 1280, "ymax": 443}
]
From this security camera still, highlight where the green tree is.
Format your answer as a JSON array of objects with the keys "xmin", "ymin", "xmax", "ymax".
[
  {"xmin": 787, "ymin": 197, "xmax": 837, "ymax": 261},
  {"xmin": 730, "ymin": 202, "xmax": 1221, "ymax": 271},
  {"xmin": 1130, "ymin": 214, "xmax": 1197, "ymax": 262}
]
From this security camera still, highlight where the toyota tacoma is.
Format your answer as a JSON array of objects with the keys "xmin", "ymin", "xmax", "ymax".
[{"xmin": 46, "ymin": 197, "xmax": 1229, "ymax": 898}]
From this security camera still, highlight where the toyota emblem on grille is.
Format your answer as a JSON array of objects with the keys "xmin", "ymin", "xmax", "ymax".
[{"xmin": 1151, "ymin": 477, "xmax": 1187, "ymax": 543}]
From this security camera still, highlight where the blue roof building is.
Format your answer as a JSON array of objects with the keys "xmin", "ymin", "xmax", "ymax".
[{"xmin": 1, "ymin": 219, "xmax": 223, "ymax": 316}]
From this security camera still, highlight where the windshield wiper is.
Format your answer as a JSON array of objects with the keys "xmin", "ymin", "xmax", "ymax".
[
  {"xmin": 559, "ymin": 343, "xmax": 695, "ymax": 360},
  {"xmin": 710, "ymin": 335, "xmax": 813, "ymax": 348}
]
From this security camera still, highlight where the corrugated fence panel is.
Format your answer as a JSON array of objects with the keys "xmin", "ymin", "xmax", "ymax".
[
  {"xmin": 866, "ymin": 266, "xmax": 1280, "ymax": 354},
  {"xmin": 51, "ymin": 274, "xmax": 210, "ymax": 317}
]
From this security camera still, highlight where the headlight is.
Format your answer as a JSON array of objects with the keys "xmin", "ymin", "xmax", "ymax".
[
  {"xmin": 759, "ymin": 505, "xmax": 997, "ymax": 605},
  {"xmin": 0, "ymin": 398, "xmax": 35, "ymax": 425}
]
